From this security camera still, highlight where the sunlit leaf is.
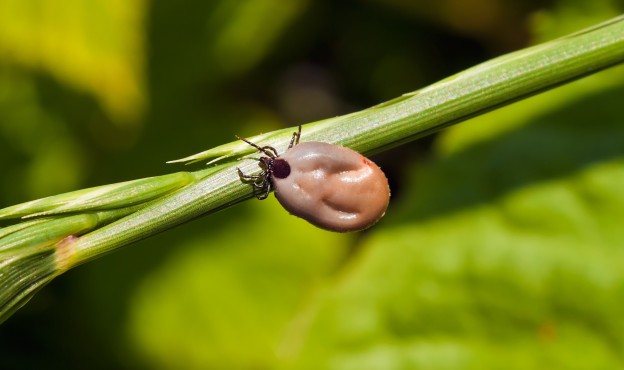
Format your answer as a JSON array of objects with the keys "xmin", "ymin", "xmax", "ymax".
[{"xmin": 0, "ymin": 0, "xmax": 147, "ymax": 124}]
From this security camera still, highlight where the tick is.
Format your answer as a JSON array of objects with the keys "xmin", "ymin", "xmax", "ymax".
[{"xmin": 237, "ymin": 126, "xmax": 390, "ymax": 232}]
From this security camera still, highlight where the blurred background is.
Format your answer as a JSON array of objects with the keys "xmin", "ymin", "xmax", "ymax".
[{"xmin": 1, "ymin": 0, "xmax": 624, "ymax": 369}]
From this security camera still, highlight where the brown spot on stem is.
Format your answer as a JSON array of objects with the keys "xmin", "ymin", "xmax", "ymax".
[{"xmin": 55, "ymin": 235, "xmax": 79, "ymax": 273}]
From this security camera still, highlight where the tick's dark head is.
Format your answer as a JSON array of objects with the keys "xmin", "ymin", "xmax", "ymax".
[{"xmin": 271, "ymin": 158, "xmax": 291, "ymax": 179}]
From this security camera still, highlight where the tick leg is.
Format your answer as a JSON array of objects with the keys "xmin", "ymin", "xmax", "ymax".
[
  {"xmin": 236, "ymin": 136, "xmax": 278, "ymax": 158},
  {"xmin": 260, "ymin": 145, "xmax": 279, "ymax": 157},
  {"xmin": 252, "ymin": 180, "xmax": 266, "ymax": 189},
  {"xmin": 237, "ymin": 167, "xmax": 249, "ymax": 179},
  {"xmin": 288, "ymin": 125, "xmax": 302, "ymax": 149},
  {"xmin": 238, "ymin": 168, "xmax": 271, "ymax": 199},
  {"xmin": 237, "ymin": 168, "xmax": 264, "ymax": 181},
  {"xmin": 257, "ymin": 181, "xmax": 272, "ymax": 200}
]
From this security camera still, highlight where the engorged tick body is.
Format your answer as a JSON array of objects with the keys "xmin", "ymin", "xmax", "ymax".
[{"xmin": 237, "ymin": 126, "xmax": 390, "ymax": 232}]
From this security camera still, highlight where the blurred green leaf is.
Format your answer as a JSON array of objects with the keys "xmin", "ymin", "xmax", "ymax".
[
  {"xmin": 0, "ymin": 69, "xmax": 89, "ymax": 199},
  {"xmin": 531, "ymin": 0, "xmax": 622, "ymax": 42},
  {"xmin": 208, "ymin": 0, "xmax": 309, "ymax": 75},
  {"xmin": 128, "ymin": 200, "xmax": 350, "ymax": 369},
  {"xmin": 0, "ymin": 0, "xmax": 146, "ymax": 124}
]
